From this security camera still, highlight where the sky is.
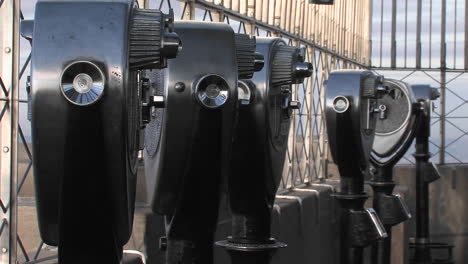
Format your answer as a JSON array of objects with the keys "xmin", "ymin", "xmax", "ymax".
[{"xmin": 17, "ymin": 0, "xmax": 468, "ymax": 163}]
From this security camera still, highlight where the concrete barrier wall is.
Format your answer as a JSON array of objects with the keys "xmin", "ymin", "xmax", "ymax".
[
  {"xmin": 16, "ymin": 163, "xmax": 468, "ymax": 263},
  {"xmin": 394, "ymin": 165, "xmax": 468, "ymax": 264}
]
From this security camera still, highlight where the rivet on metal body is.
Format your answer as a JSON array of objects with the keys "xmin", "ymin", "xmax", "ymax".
[{"xmin": 174, "ymin": 82, "xmax": 185, "ymax": 92}]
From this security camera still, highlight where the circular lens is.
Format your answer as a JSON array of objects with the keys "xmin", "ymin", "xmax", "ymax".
[
  {"xmin": 61, "ymin": 61, "xmax": 105, "ymax": 106},
  {"xmin": 205, "ymin": 84, "xmax": 221, "ymax": 99},
  {"xmin": 375, "ymin": 83, "xmax": 411, "ymax": 135},
  {"xmin": 195, "ymin": 74, "xmax": 230, "ymax": 109},
  {"xmin": 72, "ymin": 73, "xmax": 94, "ymax": 94},
  {"xmin": 333, "ymin": 96, "xmax": 349, "ymax": 113}
]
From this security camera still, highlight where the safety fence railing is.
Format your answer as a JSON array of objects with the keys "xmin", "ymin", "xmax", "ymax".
[{"xmin": 0, "ymin": 0, "xmax": 370, "ymax": 262}]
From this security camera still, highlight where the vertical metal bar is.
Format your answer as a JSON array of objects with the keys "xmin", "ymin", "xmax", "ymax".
[
  {"xmin": 137, "ymin": 0, "xmax": 149, "ymax": 8},
  {"xmin": 280, "ymin": 0, "xmax": 286, "ymax": 29},
  {"xmin": 440, "ymin": 0, "xmax": 447, "ymax": 164},
  {"xmin": 267, "ymin": 0, "xmax": 274, "ymax": 24},
  {"xmin": 360, "ymin": 0, "xmax": 364, "ymax": 63},
  {"xmin": 272, "ymin": 0, "xmax": 280, "ymax": 28},
  {"xmin": 0, "ymin": 0, "xmax": 20, "ymax": 262},
  {"xmin": 232, "ymin": 0, "xmax": 240, "ymax": 12},
  {"xmin": 214, "ymin": 0, "xmax": 223, "ymax": 8},
  {"xmin": 261, "ymin": 0, "xmax": 268, "ymax": 23},
  {"xmin": 225, "ymin": 0, "xmax": 232, "ymax": 11},
  {"xmin": 323, "ymin": 4, "xmax": 328, "ymax": 47},
  {"xmin": 404, "ymin": 0, "xmax": 408, "ymax": 67},
  {"xmin": 338, "ymin": 1, "xmax": 343, "ymax": 53},
  {"xmin": 322, "ymin": 4, "xmax": 326, "ymax": 46},
  {"xmin": 416, "ymin": 0, "xmax": 422, "ymax": 68},
  {"xmin": 300, "ymin": 0, "xmax": 305, "ymax": 37},
  {"xmin": 305, "ymin": 1, "xmax": 311, "ymax": 40},
  {"xmin": 303, "ymin": 0, "xmax": 309, "ymax": 39},
  {"xmin": 465, "ymin": 0, "xmax": 468, "ymax": 70},
  {"xmin": 440, "ymin": 70, "xmax": 446, "ymax": 165},
  {"xmin": 247, "ymin": 0, "xmax": 255, "ymax": 33},
  {"xmin": 314, "ymin": 4, "xmax": 318, "ymax": 43},
  {"xmin": 429, "ymin": 0, "xmax": 432, "ymax": 68},
  {"xmin": 355, "ymin": 0, "xmax": 359, "ymax": 60},
  {"xmin": 454, "ymin": 0, "xmax": 458, "ymax": 68},
  {"xmin": 379, "ymin": 0, "xmax": 383, "ymax": 67},
  {"xmin": 359, "ymin": 0, "xmax": 363, "ymax": 61},
  {"xmin": 315, "ymin": 4, "xmax": 320, "ymax": 45},
  {"xmin": 319, "ymin": 52, "xmax": 328, "ymax": 179},
  {"xmin": 351, "ymin": 0, "xmax": 354, "ymax": 59},
  {"xmin": 255, "ymin": 0, "xmax": 262, "ymax": 20},
  {"xmin": 344, "ymin": 1, "xmax": 352, "ymax": 56},
  {"xmin": 240, "ymin": 0, "xmax": 247, "ymax": 15},
  {"xmin": 293, "ymin": 0, "xmax": 301, "ymax": 36},
  {"xmin": 341, "ymin": 0, "xmax": 347, "ymax": 66},
  {"xmin": 391, "ymin": 0, "xmax": 397, "ymax": 68},
  {"xmin": 331, "ymin": 2, "xmax": 337, "ymax": 51},
  {"xmin": 291, "ymin": 84, "xmax": 297, "ymax": 187},
  {"xmin": 364, "ymin": 0, "xmax": 369, "ymax": 64},
  {"xmin": 341, "ymin": 0, "xmax": 346, "ymax": 57},
  {"xmin": 337, "ymin": 0, "xmax": 342, "ymax": 54},
  {"xmin": 284, "ymin": 0, "xmax": 291, "ymax": 31}
]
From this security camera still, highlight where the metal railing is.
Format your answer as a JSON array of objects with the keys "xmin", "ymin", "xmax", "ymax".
[{"xmin": 0, "ymin": 0, "xmax": 368, "ymax": 262}]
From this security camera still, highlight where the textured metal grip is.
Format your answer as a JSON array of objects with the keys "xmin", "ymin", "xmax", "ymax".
[
  {"xmin": 235, "ymin": 34, "xmax": 259, "ymax": 79},
  {"xmin": 271, "ymin": 46, "xmax": 312, "ymax": 86},
  {"xmin": 129, "ymin": 9, "xmax": 164, "ymax": 69},
  {"xmin": 362, "ymin": 74, "xmax": 380, "ymax": 98},
  {"xmin": 129, "ymin": 9, "xmax": 180, "ymax": 69}
]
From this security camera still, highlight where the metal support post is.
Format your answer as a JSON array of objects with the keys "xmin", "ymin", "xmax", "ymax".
[{"xmin": 0, "ymin": 0, "xmax": 20, "ymax": 263}]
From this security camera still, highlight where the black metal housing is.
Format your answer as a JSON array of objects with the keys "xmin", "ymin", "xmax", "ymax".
[
  {"xmin": 143, "ymin": 22, "xmax": 261, "ymax": 264},
  {"xmin": 215, "ymin": 37, "xmax": 312, "ymax": 264},
  {"xmin": 369, "ymin": 79, "xmax": 416, "ymax": 264},
  {"xmin": 324, "ymin": 70, "xmax": 388, "ymax": 264},
  {"xmin": 26, "ymin": 1, "xmax": 179, "ymax": 262},
  {"xmin": 409, "ymin": 86, "xmax": 454, "ymax": 264}
]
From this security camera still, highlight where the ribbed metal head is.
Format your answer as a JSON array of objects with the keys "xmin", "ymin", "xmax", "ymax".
[
  {"xmin": 271, "ymin": 46, "xmax": 313, "ymax": 86},
  {"xmin": 271, "ymin": 46, "xmax": 296, "ymax": 86},
  {"xmin": 361, "ymin": 74, "xmax": 380, "ymax": 98},
  {"xmin": 129, "ymin": 9, "xmax": 180, "ymax": 69},
  {"xmin": 234, "ymin": 34, "xmax": 264, "ymax": 79}
]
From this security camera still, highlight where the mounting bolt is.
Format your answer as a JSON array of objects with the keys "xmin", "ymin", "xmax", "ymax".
[
  {"xmin": 430, "ymin": 88, "xmax": 440, "ymax": 100},
  {"xmin": 1, "ymin": 247, "xmax": 7, "ymax": 253},
  {"xmin": 159, "ymin": 236, "xmax": 168, "ymax": 251},
  {"xmin": 3, "ymin": 146, "xmax": 9, "ymax": 153},
  {"xmin": 378, "ymin": 104, "xmax": 387, "ymax": 120},
  {"xmin": 174, "ymin": 82, "xmax": 185, "ymax": 92},
  {"xmin": 4, "ymin": 47, "xmax": 11, "ymax": 54},
  {"xmin": 153, "ymin": 96, "xmax": 165, "ymax": 108},
  {"xmin": 289, "ymin": 100, "xmax": 301, "ymax": 110}
]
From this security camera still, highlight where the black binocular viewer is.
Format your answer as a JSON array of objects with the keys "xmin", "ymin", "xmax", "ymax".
[{"xmin": 22, "ymin": 0, "xmax": 447, "ymax": 263}]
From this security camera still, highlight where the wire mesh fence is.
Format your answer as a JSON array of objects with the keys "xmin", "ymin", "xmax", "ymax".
[{"xmin": 1, "ymin": 0, "xmax": 367, "ymax": 262}]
